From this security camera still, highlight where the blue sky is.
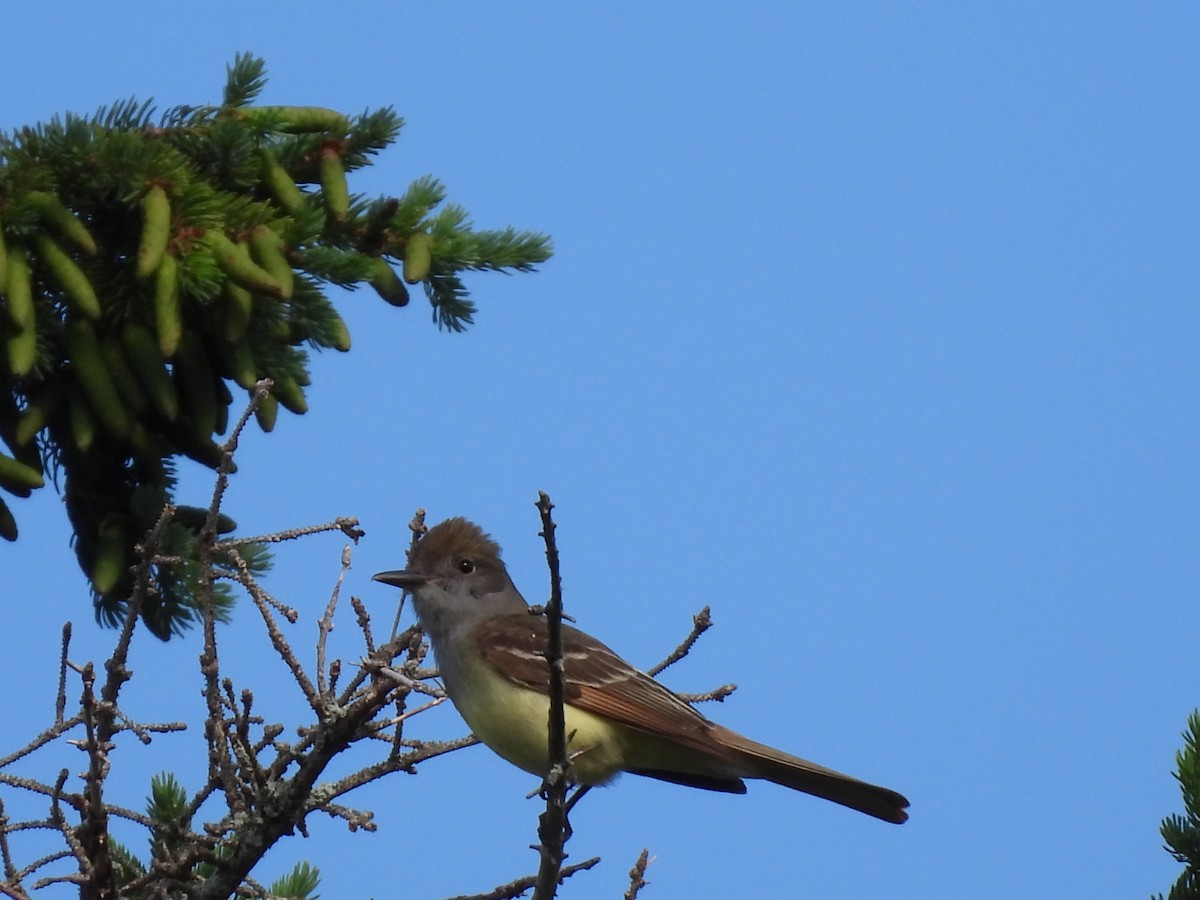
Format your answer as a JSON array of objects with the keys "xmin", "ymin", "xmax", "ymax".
[{"xmin": 2, "ymin": 3, "xmax": 1196, "ymax": 897}]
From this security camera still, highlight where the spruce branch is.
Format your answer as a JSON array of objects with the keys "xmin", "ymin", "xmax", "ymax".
[
  {"xmin": 0, "ymin": 53, "xmax": 551, "ymax": 637},
  {"xmin": 1155, "ymin": 710, "xmax": 1200, "ymax": 900},
  {"xmin": 222, "ymin": 52, "xmax": 268, "ymax": 109}
]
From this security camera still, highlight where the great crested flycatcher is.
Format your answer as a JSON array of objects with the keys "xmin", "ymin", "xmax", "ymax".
[{"xmin": 373, "ymin": 517, "xmax": 909, "ymax": 824}]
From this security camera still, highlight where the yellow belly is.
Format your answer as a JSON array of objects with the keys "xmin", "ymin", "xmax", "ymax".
[{"xmin": 446, "ymin": 652, "xmax": 627, "ymax": 785}]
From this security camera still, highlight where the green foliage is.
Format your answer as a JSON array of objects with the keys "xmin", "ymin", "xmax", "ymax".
[
  {"xmin": 0, "ymin": 53, "xmax": 551, "ymax": 637},
  {"xmin": 108, "ymin": 837, "xmax": 149, "ymax": 888},
  {"xmin": 147, "ymin": 771, "xmax": 189, "ymax": 822},
  {"xmin": 270, "ymin": 861, "xmax": 321, "ymax": 899},
  {"xmin": 1155, "ymin": 711, "xmax": 1200, "ymax": 900},
  {"xmin": 107, "ymin": 772, "xmax": 322, "ymax": 897},
  {"xmin": 222, "ymin": 54, "xmax": 269, "ymax": 109}
]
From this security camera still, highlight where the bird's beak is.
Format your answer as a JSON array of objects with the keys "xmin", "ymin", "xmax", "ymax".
[{"xmin": 372, "ymin": 570, "xmax": 432, "ymax": 589}]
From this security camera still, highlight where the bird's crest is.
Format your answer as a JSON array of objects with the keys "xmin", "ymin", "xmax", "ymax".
[{"xmin": 409, "ymin": 517, "xmax": 502, "ymax": 570}]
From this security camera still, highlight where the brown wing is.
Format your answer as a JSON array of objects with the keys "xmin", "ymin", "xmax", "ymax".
[
  {"xmin": 473, "ymin": 614, "xmax": 724, "ymax": 746},
  {"xmin": 472, "ymin": 614, "xmax": 910, "ymax": 820}
]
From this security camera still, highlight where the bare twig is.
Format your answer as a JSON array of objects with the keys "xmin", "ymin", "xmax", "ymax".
[
  {"xmin": 624, "ymin": 848, "xmax": 652, "ymax": 900},
  {"xmin": 105, "ymin": 501, "xmax": 176, "ymax": 708},
  {"xmin": 531, "ymin": 492, "xmax": 573, "ymax": 900},
  {"xmin": 198, "ymin": 510, "xmax": 241, "ymax": 815},
  {"xmin": 370, "ymin": 666, "xmax": 446, "ymax": 699},
  {"xmin": 240, "ymin": 571, "xmax": 319, "ymax": 711},
  {"xmin": 0, "ymin": 880, "xmax": 33, "ymax": 900},
  {"xmin": 310, "ymin": 802, "xmax": 377, "ymax": 833},
  {"xmin": 352, "ymin": 694, "xmax": 451, "ymax": 749},
  {"xmin": 317, "ymin": 545, "xmax": 354, "ymax": 698},
  {"xmin": 222, "ymin": 557, "xmax": 298, "ymax": 624},
  {"xmin": 75, "ymin": 667, "xmax": 116, "ymax": 900},
  {"xmin": 216, "ymin": 517, "xmax": 364, "ymax": 551},
  {"xmin": 308, "ymin": 735, "xmax": 478, "ymax": 807},
  {"xmin": 54, "ymin": 625, "xmax": 71, "ymax": 725},
  {"xmin": 0, "ymin": 718, "xmax": 85, "ymax": 770},
  {"xmin": 108, "ymin": 711, "xmax": 185, "ymax": 745},
  {"xmin": 226, "ymin": 379, "xmax": 270, "ymax": 455},
  {"xmin": 204, "ymin": 382, "xmax": 252, "ymax": 524},
  {"xmin": 16, "ymin": 846, "xmax": 77, "ymax": 891},
  {"xmin": 0, "ymin": 776, "xmax": 152, "ymax": 829},
  {"xmin": 48, "ymin": 771, "xmax": 92, "ymax": 893},
  {"xmin": 350, "ymin": 594, "xmax": 376, "ymax": 656},
  {"xmin": 387, "ymin": 508, "xmax": 427, "ymax": 641},
  {"xmin": 337, "ymin": 629, "xmax": 428, "ymax": 709},
  {"xmin": 0, "ymin": 799, "xmax": 17, "ymax": 888},
  {"xmin": 645, "ymin": 606, "xmax": 736, "ymax": 707},
  {"xmin": 407, "ymin": 509, "xmax": 427, "ymax": 546},
  {"xmin": 676, "ymin": 684, "xmax": 738, "ymax": 704},
  {"xmin": 646, "ymin": 606, "xmax": 713, "ymax": 677},
  {"xmin": 445, "ymin": 856, "xmax": 601, "ymax": 900}
]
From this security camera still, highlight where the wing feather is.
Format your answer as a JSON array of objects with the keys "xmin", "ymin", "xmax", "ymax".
[{"xmin": 473, "ymin": 614, "xmax": 725, "ymax": 752}]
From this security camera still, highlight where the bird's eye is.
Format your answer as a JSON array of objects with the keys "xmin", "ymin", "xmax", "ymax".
[{"xmin": 456, "ymin": 558, "xmax": 476, "ymax": 574}]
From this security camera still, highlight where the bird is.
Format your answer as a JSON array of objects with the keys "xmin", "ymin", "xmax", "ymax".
[{"xmin": 373, "ymin": 517, "xmax": 909, "ymax": 824}]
